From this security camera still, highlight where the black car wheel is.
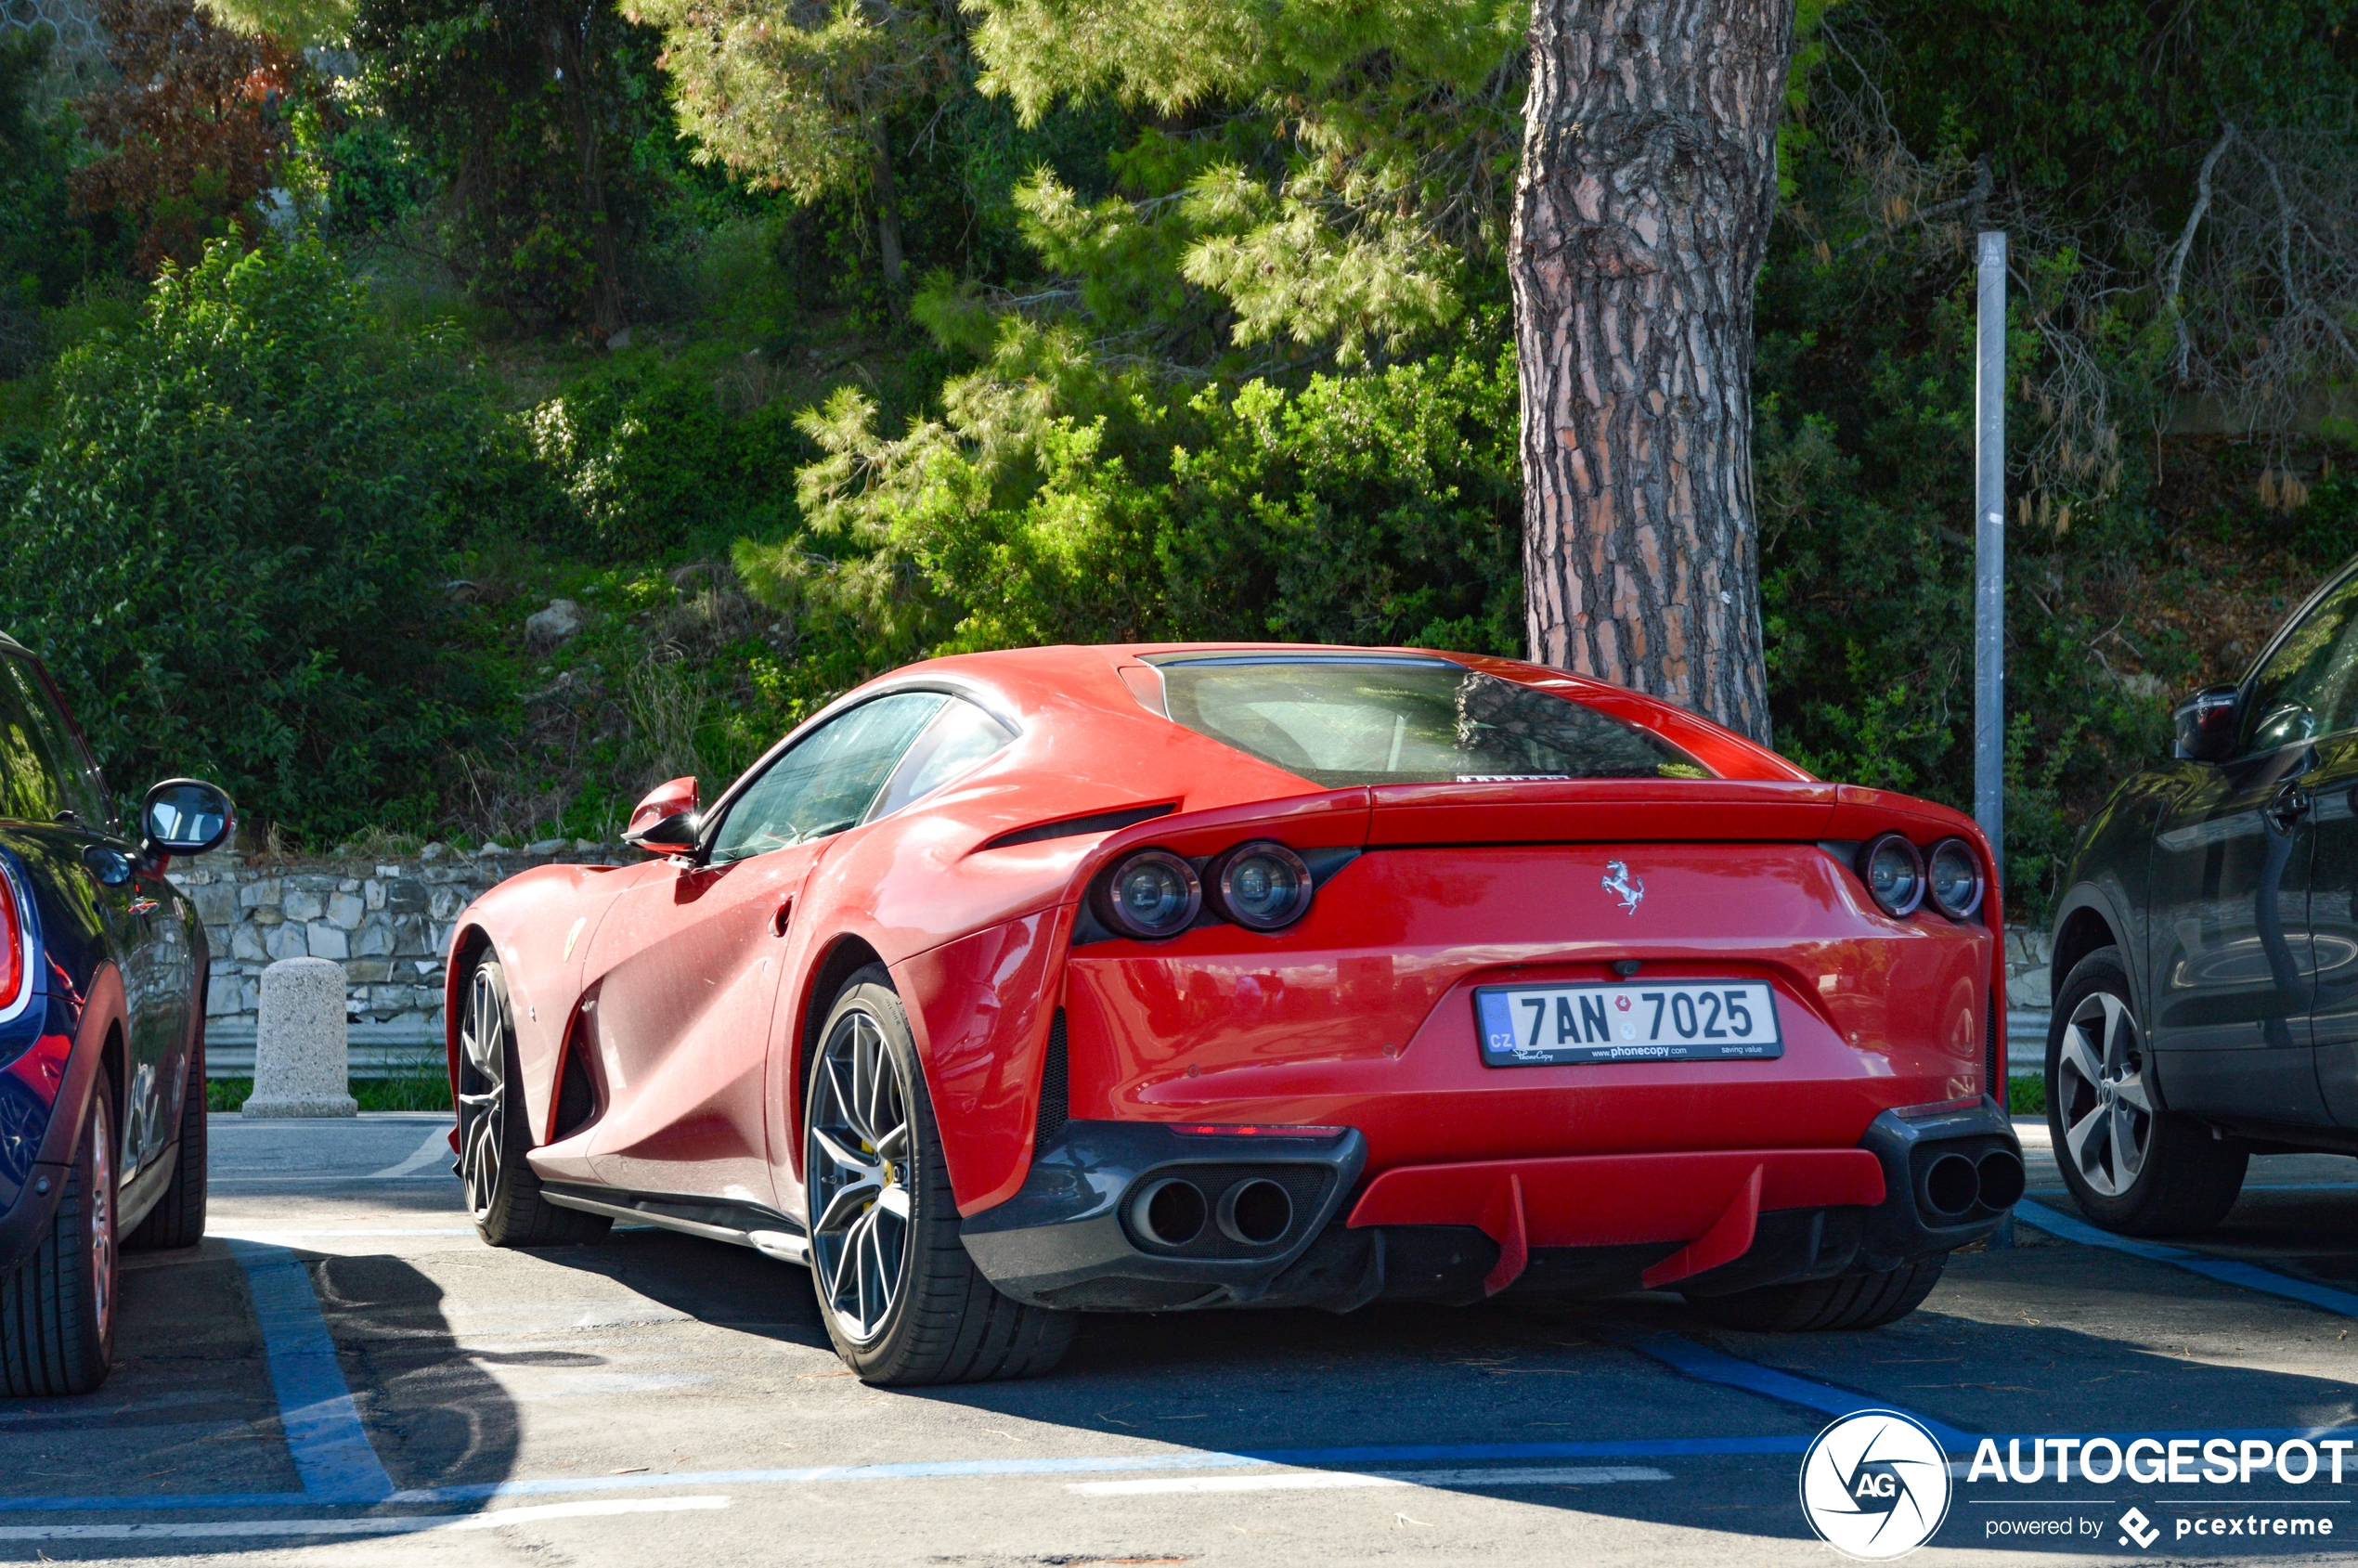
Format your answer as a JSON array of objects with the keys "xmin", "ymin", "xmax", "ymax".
[
  {"xmin": 804, "ymin": 965, "xmax": 1073, "ymax": 1385},
  {"xmin": 1687, "ymin": 1257, "xmax": 1946, "ymax": 1331},
  {"xmin": 2, "ymin": 1067, "xmax": 118, "ymax": 1396},
  {"xmin": 2046, "ymin": 945, "xmax": 2247, "ymax": 1236},
  {"xmin": 126, "ymin": 1025, "xmax": 208, "ymax": 1251},
  {"xmin": 459, "ymin": 957, "xmax": 610, "ymax": 1248}
]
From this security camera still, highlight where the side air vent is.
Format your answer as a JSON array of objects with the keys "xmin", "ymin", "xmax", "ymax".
[
  {"xmin": 983, "ymin": 803, "xmax": 1177, "ymax": 851},
  {"xmin": 552, "ymin": 1042, "xmax": 599, "ymax": 1139},
  {"xmin": 1035, "ymin": 1008, "xmax": 1069, "ymax": 1147}
]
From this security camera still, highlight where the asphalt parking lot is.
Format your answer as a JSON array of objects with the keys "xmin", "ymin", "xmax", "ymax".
[{"xmin": 7, "ymin": 1115, "xmax": 2358, "ymax": 1565}]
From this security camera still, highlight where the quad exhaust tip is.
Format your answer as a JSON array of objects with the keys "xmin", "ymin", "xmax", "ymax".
[
  {"xmin": 1217, "ymin": 1178, "xmax": 1293, "ymax": 1246},
  {"xmin": 1131, "ymin": 1177, "xmax": 1208, "ymax": 1247},
  {"xmin": 1920, "ymin": 1147, "xmax": 2026, "ymax": 1220},
  {"xmin": 1976, "ymin": 1147, "xmax": 2027, "ymax": 1209},
  {"xmin": 1128, "ymin": 1174, "xmax": 1296, "ymax": 1251}
]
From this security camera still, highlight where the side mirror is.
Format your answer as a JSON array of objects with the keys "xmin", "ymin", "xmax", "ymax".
[
  {"xmin": 623, "ymin": 776, "xmax": 700, "ymax": 853},
  {"xmin": 2173, "ymin": 684, "xmax": 2242, "ymax": 762},
  {"xmin": 141, "ymin": 778, "xmax": 235, "ymax": 863}
]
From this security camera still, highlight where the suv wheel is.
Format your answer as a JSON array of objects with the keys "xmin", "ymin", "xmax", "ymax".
[{"xmin": 2047, "ymin": 945, "xmax": 2246, "ymax": 1236}]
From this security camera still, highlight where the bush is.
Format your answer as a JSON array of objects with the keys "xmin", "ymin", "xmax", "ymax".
[
  {"xmin": 1, "ymin": 236, "xmax": 540, "ymax": 842},
  {"xmin": 751, "ymin": 305, "xmax": 1522, "ymax": 690}
]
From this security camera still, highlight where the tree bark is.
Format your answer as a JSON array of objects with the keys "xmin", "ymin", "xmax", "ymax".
[
  {"xmin": 1511, "ymin": 0, "xmax": 1792, "ymax": 745},
  {"xmin": 866, "ymin": 112, "xmax": 907, "ymax": 315},
  {"xmin": 551, "ymin": 19, "xmax": 628, "ymax": 344}
]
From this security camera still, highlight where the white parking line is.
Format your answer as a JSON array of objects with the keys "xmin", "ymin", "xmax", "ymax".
[
  {"xmin": 1069, "ymin": 1466, "xmax": 1672, "ymax": 1497},
  {"xmin": 0, "ymin": 1496, "xmax": 731, "ymax": 1539},
  {"xmin": 367, "ymin": 1124, "xmax": 457, "ymax": 1179}
]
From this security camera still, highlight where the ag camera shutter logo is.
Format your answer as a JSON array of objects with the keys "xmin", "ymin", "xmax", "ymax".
[{"xmin": 1799, "ymin": 1410, "xmax": 1954, "ymax": 1560}]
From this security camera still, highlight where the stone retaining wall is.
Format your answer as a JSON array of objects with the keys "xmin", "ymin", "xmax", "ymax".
[
  {"xmin": 165, "ymin": 841, "xmax": 629, "ymax": 1051},
  {"xmin": 162, "ymin": 842, "xmax": 2064, "ymax": 1064}
]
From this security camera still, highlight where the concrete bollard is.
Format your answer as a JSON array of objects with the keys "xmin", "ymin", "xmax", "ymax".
[{"xmin": 242, "ymin": 957, "xmax": 358, "ymax": 1118}]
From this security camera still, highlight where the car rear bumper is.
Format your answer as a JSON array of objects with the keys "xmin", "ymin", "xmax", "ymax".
[{"xmin": 958, "ymin": 1102, "xmax": 2021, "ymax": 1312}]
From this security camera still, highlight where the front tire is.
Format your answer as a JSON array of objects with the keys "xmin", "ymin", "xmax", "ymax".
[
  {"xmin": 2046, "ymin": 945, "xmax": 2246, "ymax": 1236},
  {"xmin": 1687, "ymin": 1257, "xmax": 1946, "ymax": 1331},
  {"xmin": 804, "ymin": 966, "xmax": 1073, "ymax": 1385},
  {"xmin": 459, "ymin": 957, "xmax": 610, "ymax": 1248},
  {"xmin": 2, "ymin": 1068, "xmax": 119, "ymax": 1395}
]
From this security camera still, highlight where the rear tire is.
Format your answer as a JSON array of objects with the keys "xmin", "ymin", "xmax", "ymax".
[
  {"xmin": 2, "ymin": 1069, "xmax": 119, "ymax": 1395},
  {"xmin": 1687, "ymin": 1256, "xmax": 1947, "ymax": 1332},
  {"xmin": 126, "ymin": 1027, "xmax": 208, "ymax": 1251},
  {"xmin": 2046, "ymin": 945, "xmax": 2247, "ymax": 1236},
  {"xmin": 459, "ymin": 957, "xmax": 609, "ymax": 1249},
  {"xmin": 805, "ymin": 966, "xmax": 1073, "ymax": 1385}
]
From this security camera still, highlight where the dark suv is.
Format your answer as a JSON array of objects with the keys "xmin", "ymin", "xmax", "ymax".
[
  {"xmin": 0, "ymin": 632, "xmax": 232, "ymax": 1395},
  {"xmin": 2051, "ymin": 557, "xmax": 2358, "ymax": 1234}
]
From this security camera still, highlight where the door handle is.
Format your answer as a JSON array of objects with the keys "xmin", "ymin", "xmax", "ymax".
[
  {"xmin": 772, "ymin": 899, "xmax": 794, "ymax": 938},
  {"xmin": 2265, "ymin": 782, "xmax": 2313, "ymax": 833}
]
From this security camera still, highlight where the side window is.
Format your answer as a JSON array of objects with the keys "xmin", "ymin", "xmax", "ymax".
[
  {"xmin": 2244, "ymin": 572, "xmax": 2358, "ymax": 752},
  {"xmin": 0, "ymin": 655, "xmax": 108, "ymax": 828},
  {"xmin": 706, "ymin": 693, "xmax": 949, "ymax": 864},
  {"xmin": 866, "ymin": 698, "xmax": 1017, "ymax": 822}
]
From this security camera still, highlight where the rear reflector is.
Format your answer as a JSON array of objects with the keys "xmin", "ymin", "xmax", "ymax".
[
  {"xmin": 1893, "ymin": 1095, "xmax": 1984, "ymax": 1121},
  {"xmin": 1170, "ymin": 1123, "xmax": 1347, "ymax": 1139}
]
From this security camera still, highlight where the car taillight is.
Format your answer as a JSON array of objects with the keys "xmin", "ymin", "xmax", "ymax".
[
  {"xmin": 0, "ymin": 863, "xmax": 22, "ymax": 1012},
  {"xmin": 1093, "ymin": 849, "xmax": 1201, "ymax": 940},
  {"xmin": 1206, "ymin": 840, "xmax": 1315, "ymax": 931}
]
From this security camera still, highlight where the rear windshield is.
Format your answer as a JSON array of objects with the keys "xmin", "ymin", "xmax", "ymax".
[{"xmin": 1153, "ymin": 655, "xmax": 1708, "ymax": 787}]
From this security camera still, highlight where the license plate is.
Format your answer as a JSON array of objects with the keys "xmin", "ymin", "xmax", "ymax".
[{"xmin": 1474, "ymin": 980, "xmax": 1783, "ymax": 1067}]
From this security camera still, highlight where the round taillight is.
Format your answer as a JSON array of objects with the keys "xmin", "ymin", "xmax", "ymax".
[
  {"xmin": 1857, "ymin": 833, "xmax": 1926, "ymax": 918},
  {"xmin": 1207, "ymin": 841, "xmax": 1314, "ymax": 932},
  {"xmin": 1926, "ymin": 837, "xmax": 1985, "ymax": 920},
  {"xmin": 1095, "ymin": 849, "xmax": 1200, "ymax": 940}
]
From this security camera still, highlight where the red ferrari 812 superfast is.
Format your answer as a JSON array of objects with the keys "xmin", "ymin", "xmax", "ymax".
[{"xmin": 445, "ymin": 644, "xmax": 2022, "ymax": 1384}]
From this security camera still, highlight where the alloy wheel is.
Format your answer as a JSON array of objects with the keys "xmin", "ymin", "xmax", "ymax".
[
  {"xmin": 807, "ymin": 1007, "xmax": 913, "ymax": 1345},
  {"xmin": 2058, "ymin": 990, "xmax": 2153, "ymax": 1197},
  {"xmin": 90, "ymin": 1094, "xmax": 113, "ymax": 1341},
  {"xmin": 458, "ymin": 966, "xmax": 506, "ymax": 1223}
]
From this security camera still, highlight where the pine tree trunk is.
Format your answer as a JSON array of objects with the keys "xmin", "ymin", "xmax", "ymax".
[
  {"xmin": 866, "ymin": 113, "xmax": 907, "ymax": 315},
  {"xmin": 1510, "ymin": 0, "xmax": 1792, "ymax": 745},
  {"xmin": 551, "ymin": 20, "xmax": 628, "ymax": 344}
]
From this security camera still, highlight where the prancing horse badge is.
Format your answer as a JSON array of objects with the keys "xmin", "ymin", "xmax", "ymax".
[{"xmin": 1601, "ymin": 860, "xmax": 1644, "ymax": 914}]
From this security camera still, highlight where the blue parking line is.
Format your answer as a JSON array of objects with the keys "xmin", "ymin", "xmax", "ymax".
[
  {"xmin": 227, "ymin": 1242, "xmax": 397, "ymax": 1505},
  {"xmin": 2015, "ymin": 1199, "xmax": 2358, "ymax": 1320},
  {"xmin": 1618, "ymin": 1331, "xmax": 1976, "ymax": 1450}
]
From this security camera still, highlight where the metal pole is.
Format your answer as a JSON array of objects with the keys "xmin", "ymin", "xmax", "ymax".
[
  {"xmin": 1976, "ymin": 231, "xmax": 2014, "ymax": 1246},
  {"xmin": 1974, "ymin": 231, "xmax": 2006, "ymax": 875}
]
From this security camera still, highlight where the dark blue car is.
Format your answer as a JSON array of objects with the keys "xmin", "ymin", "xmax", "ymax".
[{"xmin": 0, "ymin": 632, "xmax": 232, "ymax": 1395}]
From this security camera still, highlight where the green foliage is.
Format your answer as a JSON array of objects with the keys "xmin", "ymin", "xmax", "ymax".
[
  {"xmin": 354, "ymin": 0, "xmax": 674, "ymax": 332},
  {"xmin": 624, "ymin": 0, "xmax": 961, "ymax": 206},
  {"xmin": 740, "ymin": 296, "xmax": 1521, "ymax": 679},
  {"xmin": 524, "ymin": 355, "xmax": 810, "ymax": 562},
  {"xmin": 0, "ymin": 237, "xmax": 549, "ymax": 842},
  {"xmin": 0, "ymin": 33, "xmax": 108, "ymax": 375},
  {"xmin": 969, "ymin": 0, "xmax": 1524, "ymax": 367}
]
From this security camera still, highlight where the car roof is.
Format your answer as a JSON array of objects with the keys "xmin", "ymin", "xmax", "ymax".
[{"xmin": 849, "ymin": 641, "xmax": 1809, "ymax": 785}]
